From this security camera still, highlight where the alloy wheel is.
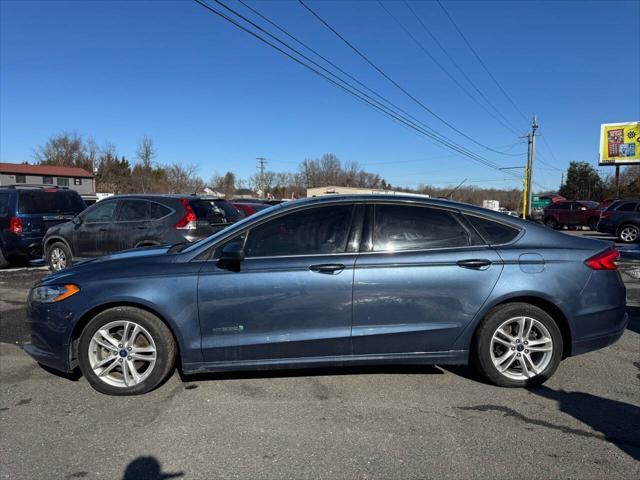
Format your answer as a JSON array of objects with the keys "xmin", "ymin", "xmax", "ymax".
[
  {"xmin": 620, "ymin": 226, "xmax": 638, "ymax": 243},
  {"xmin": 50, "ymin": 247, "xmax": 67, "ymax": 271},
  {"xmin": 88, "ymin": 320, "xmax": 157, "ymax": 388},
  {"xmin": 490, "ymin": 316, "xmax": 554, "ymax": 381}
]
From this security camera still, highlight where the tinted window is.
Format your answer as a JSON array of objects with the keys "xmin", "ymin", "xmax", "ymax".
[
  {"xmin": 244, "ymin": 205, "xmax": 354, "ymax": 257},
  {"xmin": 465, "ymin": 215, "xmax": 520, "ymax": 245},
  {"xmin": 553, "ymin": 203, "xmax": 571, "ymax": 210},
  {"xmin": 84, "ymin": 201, "xmax": 117, "ymax": 223},
  {"xmin": 117, "ymin": 200, "xmax": 149, "ymax": 221},
  {"xmin": 149, "ymin": 202, "xmax": 171, "ymax": 219},
  {"xmin": 374, "ymin": 205, "xmax": 470, "ymax": 251},
  {"xmin": 18, "ymin": 190, "xmax": 85, "ymax": 214},
  {"xmin": 583, "ymin": 201, "xmax": 599, "ymax": 209},
  {"xmin": 189, "ymin": 200, "xmax": 227, "ymax": 222},
  {"xmin": 615, "ymin": 202, "xmax": 638, "ymax": 212},
  {"xmin": 215, "ymin": 200, "xmax": 242, "ymax": 222},
  {"xmin": 0, "ymin": 193, "xmax": 10, "ymax": 216}
]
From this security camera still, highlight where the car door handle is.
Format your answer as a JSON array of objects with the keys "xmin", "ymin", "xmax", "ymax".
[
  {"xmin": 309, "ymin": 264, "xmax": 345, "ymax": 274},
  {"xmin": 457, "ymin": 259, "xmax": 492, "ymax": 270}
]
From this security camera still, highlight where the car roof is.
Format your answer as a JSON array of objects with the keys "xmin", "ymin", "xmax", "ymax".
[{"xmin": 101, "ymin": 194, "xmax": 227, "ymax": 201}]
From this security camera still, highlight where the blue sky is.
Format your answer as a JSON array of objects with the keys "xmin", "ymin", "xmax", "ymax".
[{"xmin": 1, "ymin": 0, "xmax": 639, "ymax": 191}]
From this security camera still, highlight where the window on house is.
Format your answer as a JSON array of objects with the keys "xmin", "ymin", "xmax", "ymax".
[
  {"xmin": 57, "ymin": 177, "xmax": 69, "ymax": 187},
  {"xmin": 42, "ymin": 176, "xmax": 53, "ymax": 184},
  {"xmin": 74, "ymin": 178, "xmax": 82, "ymax": 186},
  {"xmin": 15, "ymin": 174, "xmax": 26, "ymax": 184}
]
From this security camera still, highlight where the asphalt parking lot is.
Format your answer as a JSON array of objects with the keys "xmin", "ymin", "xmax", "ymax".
[{"xmin": 1, "ymin": 231, "xmax": 639, "ymax": 479}]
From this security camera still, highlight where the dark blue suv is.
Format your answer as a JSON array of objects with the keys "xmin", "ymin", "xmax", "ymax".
[{"xmin": 0, "ymin": 186, "xmax": 86, "ymax": 267}]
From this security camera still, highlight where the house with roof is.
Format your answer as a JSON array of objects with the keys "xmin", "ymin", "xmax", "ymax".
[{"xmin": 0, "ymin": 162, "xmax": 95, "ymax": 196}]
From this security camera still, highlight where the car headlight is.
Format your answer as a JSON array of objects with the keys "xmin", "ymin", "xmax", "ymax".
[{"xmin": 30, "ymin": 284, "xmax": 80, "ymax": 303}]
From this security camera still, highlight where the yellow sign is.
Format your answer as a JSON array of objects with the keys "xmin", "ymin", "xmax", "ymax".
[{"xmin": 599, "ymin": 121, "xmax": 640, "ymax": 165}]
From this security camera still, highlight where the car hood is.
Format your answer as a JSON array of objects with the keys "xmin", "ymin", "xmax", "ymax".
[{"xmin": 42, "ymin": 245, "xmax": 174, "ymax": 285}]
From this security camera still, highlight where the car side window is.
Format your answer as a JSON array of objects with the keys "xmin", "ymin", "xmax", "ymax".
[
  {"xmin": 554, "ymin": 203, "xmax": 570, "ymax": 210},
  {"xmin": 244, "ymin": 205, "xmax": 355, "ymax": 257},
  {"xmin": 0, "ymin": 193, "xmax": 10, "ymax": 217},
  {"xmin": 84, "ymin": 201, "xmax": 117, "ymax": 223},
  {"xmin": 616, "ymin": 202, "xmax": 638, "ymax": 212},
  {"xmin": 373, "ymin": 204, "xmax": 471, "ymax": 251},
  {"xmin": 149, "ymin": 202, "xmax": 172, "ymax": 220},
  {"xmin": 465, "ymin": 215, "xmax": 520, "ymax": 245},
  {"xmin": 117, "ymin": 200, "xmax": 149, "ymax": 221}
]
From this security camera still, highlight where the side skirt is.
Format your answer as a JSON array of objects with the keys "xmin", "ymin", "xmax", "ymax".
[{"xmin": 182, "ymin": 350, "xmax": 469, "ymax": 374}]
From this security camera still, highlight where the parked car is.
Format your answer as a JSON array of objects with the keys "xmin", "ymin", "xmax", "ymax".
[
  {"xmin": 598, "ymin": 197, "xmax": 619, "ymax": 211},
  {"xmin": 0, "ymin": 186, "xmax": 86, "ymax": 267},
  {"xmin": 231, "ymin": 201, "xmax": 272, "ymax": 217},
  {"xmin": 25, "ymin": 195, "xmax": 626, "ymax": 395},
  {"xmin": 43, "ymin": 195, "xmax": 240, "ymax": 271},
  {"xmin": 597, "ymin": 199, "xmax": 640, "ymax": 243},
  {"xmin": 543, "ymin": 200, "xmax": 601, "ymax": 230}
]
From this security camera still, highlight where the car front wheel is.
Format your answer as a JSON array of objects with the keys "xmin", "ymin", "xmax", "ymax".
[
  {"xmin": 544, "ymin": 217, "xmax": 558, "ymax": 229},
  {"xmin": 78, "ymin": 307, "xmax": 177, "ymax": 395},
  {"xmin": 473, "ymin": 303, "xmax": 563, "ymax": 387},
  {"xmin": 618, "ymin": 224, "xmax": 639, "ymax": 243},
  {"xmin": 46, "ymin": 242, "xmax": 72, "ymax": 271}
]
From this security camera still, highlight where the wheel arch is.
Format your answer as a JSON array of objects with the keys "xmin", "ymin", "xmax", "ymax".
[
  {"xmin": 469, "ymin": 295, "xmax": 572, "ymax": 359},
  {"xmin": 68, "ymin": 301, "xmax": 183, "ymax": 371},
  {"xmin": 44, "ymin": 236, "xmax": 73, "ymax": 257},
  {"xmin": 134, "ymin": 240, "xmax": 162, "ymax": 248}
]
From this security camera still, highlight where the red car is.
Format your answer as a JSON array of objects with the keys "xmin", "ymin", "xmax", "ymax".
[
  {"xmin": 231, "ymin": 201, "xmax": 271, "ymax": 217},
  {"xmin": 543, "ymin": 200, "xmax": 601, "ymax": 230}
]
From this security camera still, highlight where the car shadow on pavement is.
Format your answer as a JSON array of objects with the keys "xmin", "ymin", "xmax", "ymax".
[
  {"xmin": 626, "ymin": 306, "xmax": 640, "ymax": 334},
  {"xmin": 121, "ymin": 456, "xmax": 183, "ymax": 480},
  {"xmin": 529, "ymin": 386, "xmax": 640, "ymax": 462},
  {"xmin": 181, "ymin": 364, "xmax": 444, "ymax": 383},
  {"xmin": 37, "ymin": 363, "xmax": 82, "ymax": 382}
]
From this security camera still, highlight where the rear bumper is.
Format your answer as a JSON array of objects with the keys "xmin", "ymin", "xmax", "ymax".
[
  {"xmin": 570, "ymin": 310, "xmax": 628, "ymax": 356},
  {"xmin": 1, "ymin": 234, "xmax": 44, "ymax": 259}
]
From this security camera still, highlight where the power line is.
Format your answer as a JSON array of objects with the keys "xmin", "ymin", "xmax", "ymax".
[
  {"xmin": 192, "ymin": 0, "xmax": 527, "ymax": 184},
  {"xmin": 297, "ymin": 0, "xmax": 524, "ymax": 157},
  {"xmin": 401, "ymin": 0, "xmax": 525, "ymax": 135},
  {"xmin": 377, "ymin": 0, "xmax": 522, "ymax": 139},
  {"xmin": 436, "ymin": 0, "xmax": 530, "ymax": 124}
]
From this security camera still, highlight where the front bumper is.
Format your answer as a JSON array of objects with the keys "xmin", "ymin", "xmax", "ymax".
[
  {"xmin": 23, "ymin": 298, "xmax": 78, "ymax": 373},
  {"xmin": 596, "ymin": 219, "xmax": 616, "ymax": 235}
]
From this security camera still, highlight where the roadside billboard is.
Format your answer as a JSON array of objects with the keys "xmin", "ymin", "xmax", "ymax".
[{"xmin": 599, "ymin": 121, "xmax": 640, "ymax": 166}]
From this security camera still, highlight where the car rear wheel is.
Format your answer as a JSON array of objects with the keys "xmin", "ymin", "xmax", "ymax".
[
  {"xmin": 618, "ymin": 224, "xmax": 639, "ymax": 243},
  {"xmin": 473, "ymin": 303, "xmax": 563, "ymax": 387},
  {"xmin": 78, "ymin": 307, "xmax": 177, "ymax": 395},
  {"xmin": 47, "ymin": 242, "xmax": 72, "ymax": 271},
  {"xmin": 588, "ymin": 218, "xmax": 598, "ymax": 231},
  {"xmin": 544, "ymin": 217, "xmax": 558, "ymax": 229}
]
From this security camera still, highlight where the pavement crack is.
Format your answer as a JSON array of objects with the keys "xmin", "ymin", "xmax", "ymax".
[{"xmin": 456, "ymin": 404, "xmax": 640, "ymax": 448}]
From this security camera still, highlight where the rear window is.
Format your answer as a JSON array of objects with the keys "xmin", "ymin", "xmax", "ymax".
[
  {"xmin": 582, "ymin": 201, "xmax": 599, "ymax": 209},
  {"xmin": 18, "ymin": 190, "xmax": 85, "ymax": 215},
  {"xmin": 189, "ymin": 199, "xmax": 241, "ymax": 222},
  {"xmin": 465, "ymin": 215, "xmax": 520, "ymax": 245}
]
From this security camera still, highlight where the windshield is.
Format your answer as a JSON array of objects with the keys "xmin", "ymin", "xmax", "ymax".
[{"xmin": 18, "ymin": 190, "xmax": 86, "ymax": 214}]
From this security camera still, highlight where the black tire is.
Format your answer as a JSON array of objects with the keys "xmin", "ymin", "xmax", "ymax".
[
  {"xmin": 0, "ymin": 248, "xmax": 9, "ymax": 268},
  {"xmin": 544, "ymin": 217, "xmax": 558, "ymax": 229},
  {"xmin": 46, "ymin": 241, "xmax": 73, "ymax": 271},
  {"xmin": 588, "ymin": 218, "xmax": 598, "ymax": 231},
  {"xmin": 78, "ymin": 307, "xmax": 177, "ymax": 395},
  {"xmin": 472, "ymin": 302, "xmax": 563, "ymax": 388},
  {"xmin": 617, "ymin": 224, "xmax": 639, "ymax": 243}
]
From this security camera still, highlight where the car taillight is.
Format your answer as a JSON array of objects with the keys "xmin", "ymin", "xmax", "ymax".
[
  {"xmin": 175, "ymin": 199, "xmax": 197, "ymax": 230},
  {"xmin": 585, "ymin": 249, "xmax": 619, "ymax": 270},
  {"xmin": 9, "ymin": 217, "xmax": 23, "ymax": 235}
]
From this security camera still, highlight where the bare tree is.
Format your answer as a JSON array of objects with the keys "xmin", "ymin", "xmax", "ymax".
[{"xmin": 34, "ymin": 132, "xmax": 92, "ymax": 171}]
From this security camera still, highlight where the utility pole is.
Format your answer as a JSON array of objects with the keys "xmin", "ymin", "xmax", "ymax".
[
  {"xmin": 256, "ymin": 157, "xmax": 267, "ymax": 197},
  {"xmin": 525, "ymin": 114, "xmax": 538, "ymax": 219}
]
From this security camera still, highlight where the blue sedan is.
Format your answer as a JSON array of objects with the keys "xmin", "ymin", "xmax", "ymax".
[{"xmin": 24, "ymin": 195, "xmax": 628, "ymax": 395}]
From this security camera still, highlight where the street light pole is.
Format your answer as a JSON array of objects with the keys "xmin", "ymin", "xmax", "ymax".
[{"xmin": 525, "ymin": 115, "xmax": 538, "ymax": 219}]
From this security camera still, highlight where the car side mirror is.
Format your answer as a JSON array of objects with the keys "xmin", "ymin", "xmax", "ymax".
[
  {"xmin": 216, "ymin": 243, "xmax": 245, "ymax": 272},
  {"xmin": 72, "ymin": 215, "xmax": 83, "ymax": 226}
]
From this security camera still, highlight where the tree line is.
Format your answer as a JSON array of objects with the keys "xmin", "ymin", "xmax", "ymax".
[{"xmin": 29, "ymin": 132, "xmax": 640, "ymax": 207}]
